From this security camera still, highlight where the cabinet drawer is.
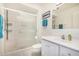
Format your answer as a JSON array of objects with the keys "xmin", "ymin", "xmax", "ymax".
[{"xmin": 60, "ymin": 46, "xmax": 79, "ymax": 56}]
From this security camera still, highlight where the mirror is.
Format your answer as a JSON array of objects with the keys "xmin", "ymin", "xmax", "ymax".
[{"xmin": 52, "ymin": 3, "xmax": 79, "ymax": 29}]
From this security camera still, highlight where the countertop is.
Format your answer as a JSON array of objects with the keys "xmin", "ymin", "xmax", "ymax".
[{"xmin": 42, "ymin": 36, "xmax": 79, "ymax": 52}]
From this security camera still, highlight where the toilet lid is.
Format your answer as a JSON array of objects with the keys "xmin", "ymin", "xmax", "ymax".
[{"xmin": 32, "ymin": 44, "xmax": 41, "ymax": 48}]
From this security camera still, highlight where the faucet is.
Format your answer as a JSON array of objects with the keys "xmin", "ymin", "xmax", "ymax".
[{"xmin": 61, "ymin": 34, "xmax": 65, "ymax": 40}]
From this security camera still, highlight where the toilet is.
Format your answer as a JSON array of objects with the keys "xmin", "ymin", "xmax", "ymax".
[
  {"xmin": 28, "ymin": 43, "xmax": 41, "ymax": 56},
  {"xmin": 28, "ymin": 36, "xmax": 41, "ymax": 56},
  {"xmin": 28, "ymin": 35, "xmax": 41, "ymax": 56}
]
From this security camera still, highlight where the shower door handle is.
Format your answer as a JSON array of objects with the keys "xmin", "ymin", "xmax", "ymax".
[
  {"xmin": 5, "ymin": 9, "xmax": 9, "ymax": 40},
  {"xmin": 7, "ymin": 23, "xmax": 12, "ymax": 26},
  {"xmin": 6, "ymin": 29, "xmax": 12, "ymax": 33},
  {"xmin": 4, "ymin": 23, "xmax": 12, "ymax": 31}
]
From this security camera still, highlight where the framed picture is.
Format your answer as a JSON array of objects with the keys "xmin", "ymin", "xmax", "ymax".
[{"xmin": 42, "ymin": 11, "xmax": 50, "ymax": 19}]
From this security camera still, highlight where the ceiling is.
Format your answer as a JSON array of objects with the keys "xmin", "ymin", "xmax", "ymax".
[{"xmin": 3, "ymin": 3, "xmax": 38, "ymax": 14}]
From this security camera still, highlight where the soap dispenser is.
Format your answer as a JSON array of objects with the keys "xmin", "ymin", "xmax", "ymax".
[{"xmin": 68, "ymin": 34, "xmax": 72, "ymax": 41}]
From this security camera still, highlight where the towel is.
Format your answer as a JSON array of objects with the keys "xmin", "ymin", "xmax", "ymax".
[{"xmin": 0, "ymin": 15, "xmax": 3, "ymax": 39}]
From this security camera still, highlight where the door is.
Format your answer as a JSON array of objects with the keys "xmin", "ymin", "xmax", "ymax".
[
  {"xmin": 41, "ymin": 40, "xmax": 59, "ymax": 56},
  {"xmin": 4, "ymin": 9, "xmax": 37, "ymax": 54},
  {"xmin": 4, "ymin": 10, "xmax": 20, "ymax": 53},
  {"xmin": 15, "ymin": 11, "xmax": 37, "ymax": 49}
]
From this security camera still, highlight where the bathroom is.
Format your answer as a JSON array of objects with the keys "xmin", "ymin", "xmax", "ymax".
[{"xmin": 0, "ymin": 3, "xmax": 79, "ymax": 56}]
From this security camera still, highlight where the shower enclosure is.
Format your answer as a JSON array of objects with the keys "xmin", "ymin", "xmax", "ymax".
[{"xmin": 3, "ymin": 9, "xmax": 37, "ymax": 55}]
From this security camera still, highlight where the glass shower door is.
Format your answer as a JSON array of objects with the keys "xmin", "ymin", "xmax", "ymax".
[
  {"xmin": 15, "ymin": 11, "xmax": 37, "ymax": 49},
  {"xmin": 4, "ymin": 9, "xmax": 37, "ymax": 54}
]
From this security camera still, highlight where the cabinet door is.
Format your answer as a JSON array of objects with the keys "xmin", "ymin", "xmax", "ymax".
[
  {"xmin": 60, "ymin": 46, "xmax": 79, "ymax": 56},
  {"xmin": 41, "ymin": 40, "xmax": 59, "ymax": 56}
]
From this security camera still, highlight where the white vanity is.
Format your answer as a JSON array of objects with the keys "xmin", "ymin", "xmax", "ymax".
[{"xmin": 41, "ymin": 36, "xmax": 79, "ymax": 56}]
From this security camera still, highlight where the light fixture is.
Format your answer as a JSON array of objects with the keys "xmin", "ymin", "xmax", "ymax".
[{"xmin": 56, "ymin": 3, "xmax": 64, "ymax": 7}]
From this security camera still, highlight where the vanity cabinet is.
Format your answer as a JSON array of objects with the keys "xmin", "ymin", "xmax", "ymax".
[
  {"xmin": 41, "ymin": 39, "xmax": 79, "ymax": 56},
  {"xmin": 41, "ymin": 40, "xmax": 59, "ymax": 56}
]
